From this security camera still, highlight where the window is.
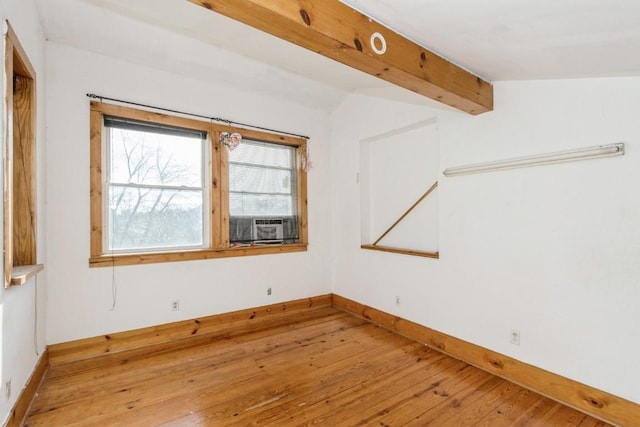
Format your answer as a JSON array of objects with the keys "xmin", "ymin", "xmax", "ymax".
[
  {"xmin": 104, "ymin": 117, "xmax": 209, "ymax": 253},
  {"xmin": 229, "ymin": 140, "xmax": 300, "ymax": 245},
  {"xmin": 3, "ymin": 21, "xmax": 43, "ymax": 287},
  {"xmin": 90, "ymin": 102, "xmax": 308, "ymax": 267}
]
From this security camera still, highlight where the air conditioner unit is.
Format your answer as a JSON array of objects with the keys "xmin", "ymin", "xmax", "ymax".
[{"xmin": 253, "ymin": 218, "xmax": 284, "ymax": 243}]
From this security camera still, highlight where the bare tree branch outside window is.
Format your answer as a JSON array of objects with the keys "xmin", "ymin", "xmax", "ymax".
[{"xmin": 107, "ymin": 126, "xmax": 206, "ymax": 251}]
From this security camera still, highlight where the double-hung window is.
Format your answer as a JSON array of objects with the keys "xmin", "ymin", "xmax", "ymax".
[
  {"xmin": 104, "ymin": 117, "xmax": 209, "ymax": 253},
  {"xmin": 229, "ymin": 140, "xmax": 299, "ymax": 244},
  {"xmin": 89, "ymin": 102, "xmax": 308, "ymax": 267}
]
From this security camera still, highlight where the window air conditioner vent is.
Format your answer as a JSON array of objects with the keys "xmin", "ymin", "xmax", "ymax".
[{"xmin": 253, "ymin": 218, "xmax": 284, "ymax": 243}]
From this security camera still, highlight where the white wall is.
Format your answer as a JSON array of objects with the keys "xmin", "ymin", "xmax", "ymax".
[
  {"xmin": 359, "ymin": 119, "xmax": 440, "ymax": 252},
  {"xmin": 331, "ymin": 78, "xmax": 640, "ymax": 404},
  {"xmin": 12, "ymin": 1, "xmax": 638, "ymax": 416},
  {"xmin": 45, "ymin": 42, "xmax": 333, "ymax": 344},
  {"xmin": 0, "ymin": 0, "xmax": 47, "ymax": 423}
]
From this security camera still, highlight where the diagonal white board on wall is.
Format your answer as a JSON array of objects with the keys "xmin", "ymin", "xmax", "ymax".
[{"xmin": 360, "ymin": 118, "xmax": 439, "ymax": 258}]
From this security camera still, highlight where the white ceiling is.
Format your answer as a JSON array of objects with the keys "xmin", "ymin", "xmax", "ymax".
[
  {"xmin": 343, "ymin": 0, "xmax": 640, "ymax": 81},
  {"xmin": 35, "ymin": 0, "xmax": 640, "ymax": 109}
]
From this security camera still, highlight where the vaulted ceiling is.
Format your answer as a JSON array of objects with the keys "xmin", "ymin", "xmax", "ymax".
[
  {"xmin": 36, "ymin": 0, "xmax": 640, "ymax": 110},
  {"xmin": 342, "ymin": 0, "xmax": 640, "ymax": 81}
]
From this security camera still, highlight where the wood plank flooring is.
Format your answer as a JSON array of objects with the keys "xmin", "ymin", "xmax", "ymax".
[{"xmin": 24, "ymin": 307, "xmax": 611, "ymax": 426}]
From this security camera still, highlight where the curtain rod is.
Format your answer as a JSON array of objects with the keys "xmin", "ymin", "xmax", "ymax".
[
  {"xmin": 443, "ymin": 143, "xmax": 625, "ymax": 177},
  {"xmin": 86, "ymin": 93, "xmax": 309, "ymax": 140}
]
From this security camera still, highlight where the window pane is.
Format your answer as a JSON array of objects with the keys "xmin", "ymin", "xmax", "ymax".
[
  {"xmin": 228, "ymin": 139, "xmax": 297, "ymax": 219},
  {"xmin": 229, "ymin": 193, "xmax": 293, "ymax": 216},
  {"xmin": 109, "ymin": 127, "xmax": 203, "ymax": 187},
  {"xmin": 229, "ymin": 164, "xmax": 293, "ymax": 194},
  {"xmin": 108, "ymin": 186, "xmax": 204, "ymax": 251},
  {"xmin": 229, "ymin": 140, "xmax": 293, "ymax": 168}
]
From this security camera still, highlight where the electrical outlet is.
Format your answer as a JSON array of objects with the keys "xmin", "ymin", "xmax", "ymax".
[
  {"xmin": 5, "ymin": 378, "xmax": 11, "ymax": 400},
  {"xmin": 510, "ymin": 329, "xmax": 521, "ymax": 346},
  {"xmin": 171, "ymin": 299, "xmax": 180, "ymax": 311},
  {"xmin": 395, "ymin": 296, "xmax": 400, "ymax": 305},
  {"xmin": 267, "ymin": 287, "xmax": 272, "ymax": 296}
]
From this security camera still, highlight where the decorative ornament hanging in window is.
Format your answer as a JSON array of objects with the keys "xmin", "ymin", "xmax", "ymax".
[
  {"xmin": 220, "ymin": 132, "xmax": 242, "ymax": 151},
  {"xmin": 301, "ymin": 147, "xmax": 313, "ymax": 172}
]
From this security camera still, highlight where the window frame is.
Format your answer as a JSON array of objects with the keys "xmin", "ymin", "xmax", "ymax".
[
  {"xmin": 3, "ymin": 21, "xmax": 43, "ymax": 287},
  {"xmin": 102, "ymin": 118, "xmax": 211, "ymax": 254},
  {"xmin": 228, "ymin": 138, "xmax": 298, "ymax": 218},
  {"xmin": 89, "ymin": 102, "xmax": 308, "ymax": 267}
]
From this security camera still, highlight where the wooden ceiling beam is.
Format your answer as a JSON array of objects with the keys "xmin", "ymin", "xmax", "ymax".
[{"xmin": 187, "ymin": 0, "xmax": 493, "ymax": 115}]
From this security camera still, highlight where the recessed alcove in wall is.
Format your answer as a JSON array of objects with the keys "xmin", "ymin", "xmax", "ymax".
[{"xmin": 359, "ymin": 118, "xmax": 439, "ymax": 258}]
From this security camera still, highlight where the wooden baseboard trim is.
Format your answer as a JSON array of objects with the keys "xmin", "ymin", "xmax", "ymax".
[
  {"xmin": 49, "ymin": 294, "xmax": 333, "ymax": 366},
  {"xmin": 41, "ymin": 292, "xmax": 640, "ymax": 426},
  {"xmin": 332, "ymin": 294, "xmax": 639, "ymax": 427},
  {"xmin": 4, "ymin": 349, "xmax": 49, "ymax": 427}
]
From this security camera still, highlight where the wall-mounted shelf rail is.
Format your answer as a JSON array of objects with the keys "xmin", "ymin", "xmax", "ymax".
[{"xmin": 443, "ymin": 143, "xmax": 624, "ymax": 177}]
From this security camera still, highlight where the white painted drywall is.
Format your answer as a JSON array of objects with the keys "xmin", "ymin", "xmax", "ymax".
[
  {"xmin": 6, "ymin": 1, "xmax": 639, "ymax": 420},
  {"xmin": 359, "ymin": 119, "xmax": 439, "ymax": 252},
  {"xmin": 44, "ymin": 41, "xmax": 333, "ymax": 344},
  {"xmin": 0, "ymin": 0, "xmax": 48, "ymax": 424},
  {"xmin": 331, "ymin": 78, "xmax": 640, "ymax": 404}
]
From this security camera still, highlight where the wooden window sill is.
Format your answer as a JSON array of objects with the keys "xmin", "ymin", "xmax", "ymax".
[
  {"xmin": 89, "ymin": 243, "xmax": 308, "ymax": 268},
  {"xmin": 11, "ymin": 264, "xmax": 44, "ymax": 286},
  {"xmin": 361, "ymin": 245, "xmax": 439, "ymax": 259}
]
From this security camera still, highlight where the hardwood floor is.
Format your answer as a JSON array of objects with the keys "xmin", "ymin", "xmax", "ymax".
[{"xmin": 25, "ymin": 307, "xmax": 610, "ymax": 426}]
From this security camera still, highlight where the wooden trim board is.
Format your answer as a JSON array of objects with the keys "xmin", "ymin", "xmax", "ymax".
[
  {"xmin": 3, "ymin": 20, "xmax": 39, "ymax": 288},
  {"xmin": 332, "ymin": 294, "xmax": 639, "ymax": 427},
  {"xmin": 88, "ymin": 101, "xmax": 309, "ymax": 268},
  {"xmin": 4, "ymin": 349, "xmax": 48, "ymax": 427},
  {"xmin": 41, "ymin": 292, "xmax": 638, "ymax": 426},
  {"xmin": 372, "ymin": 181, "xmax": 438, "ymax": 246},
  {"xmin": 361, "ymin": 244, "xmax": 439, "ymax": 259},
  {"xmin": 49, "ymin": 294, "xmax": 333, "ymax": 366}
]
